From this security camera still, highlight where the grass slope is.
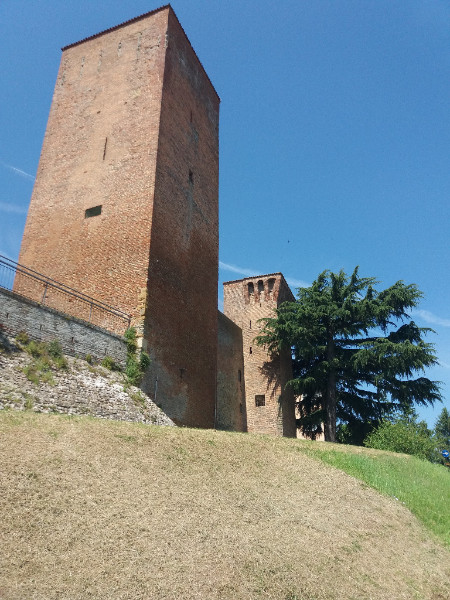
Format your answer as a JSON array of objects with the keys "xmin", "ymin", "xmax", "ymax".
[
  {"xmin": 1, "ymin": 411, "xmax": 449, "ymax": 600},
  {"xmin": 295, "ymin": 443, "xmax": 450, "ymax": 548}
]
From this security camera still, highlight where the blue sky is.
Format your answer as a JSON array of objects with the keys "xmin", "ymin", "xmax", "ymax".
[{"xmin": 1, "ymin": 0, "xmax": 449, "ymax": 427}]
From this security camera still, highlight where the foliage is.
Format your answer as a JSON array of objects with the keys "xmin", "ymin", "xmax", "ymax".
[
  {"xmin": 123, "ymin": 327, "xmax": 151, "ymax": 386},
  {"xmin": 15, "ymin": 331, "xmax": 30, "ymax": 345},
  {"xmin": 124, "ymin": 327, "xmax": 138, "ymax": 354},
  {"xmin": 47, "ymin": 339, "xmax": 63, "ymax": 359},
  {"xmin": 257, "ymin": 267, "xmax": 441, "ymax": 442},
  {"xmin": 101, "ymin": 356, "xmax": 121, "ymax": 371},
  {"xmin": 363, "ymin": 410, "xmax": 439, "ymax": 462},
  {"xmin": 21, "ymin": 338, "xmax": 68, "ymax": 385},
  {"xmin": 434, "ymin": 407, "xmax": 450, "ymax": 449}
]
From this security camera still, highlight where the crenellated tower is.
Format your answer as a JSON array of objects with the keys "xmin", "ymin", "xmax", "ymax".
[{"xmin": 223, "ymin": 273, "xmax": 297, "ymax": 437}]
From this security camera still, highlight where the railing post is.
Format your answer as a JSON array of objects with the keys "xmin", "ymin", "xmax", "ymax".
[
  {"xmin": 89, "ymin": 301, "xmax": 93, "ymax": 322},
  {"xmin": 41, "ymin": 282, "xmax": 48, "ymax": 304}
]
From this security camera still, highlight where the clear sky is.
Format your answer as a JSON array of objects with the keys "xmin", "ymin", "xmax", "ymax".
[{"xmin": 1, "ymin": 0, "xmax": 449, "ymax": 427}]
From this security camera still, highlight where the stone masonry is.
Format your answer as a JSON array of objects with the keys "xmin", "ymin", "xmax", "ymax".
[{"xmin": 0, "ymin": 332, "xmax": 174, "ymax": 427}]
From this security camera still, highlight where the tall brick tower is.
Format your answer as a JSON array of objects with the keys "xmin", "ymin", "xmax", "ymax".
[
  {"xmin": 16, "ymin": 6, "xmax": 220, "ymax": 428},
  {"xmin": 223, "ymin": 274, "xmax": 297, "ymax": 437}
]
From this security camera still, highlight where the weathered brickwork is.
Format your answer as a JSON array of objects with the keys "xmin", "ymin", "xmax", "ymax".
[
  {"xmin": 16, "ymin": 6, "xmax": 219, "ymax": 429},
  {"xmin": 0, "ymin": 288, "xmax": 127, "ymax": 366},
  {"xmin": 142, "ymin": 9, "xmax": 219, "ymax": 428},
  {"xmin": 223, "ymin": 274, "xmax": 297, "ymax": 437},
  {"xmin": 216, "ymin": 311, "xmax": 246, "ymax": 432}
]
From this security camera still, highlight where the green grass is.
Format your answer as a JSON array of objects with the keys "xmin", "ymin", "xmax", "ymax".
[{"xmin": 295, "ymin": 442, "xmax": 450, "ymax": 547}]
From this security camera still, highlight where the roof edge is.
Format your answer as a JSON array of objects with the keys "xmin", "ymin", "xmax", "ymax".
[{"xmin": 62, "ymin": 4, "xmax": 170, "ymax": 50}]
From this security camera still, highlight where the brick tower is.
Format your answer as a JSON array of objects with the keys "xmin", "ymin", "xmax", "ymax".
[
  {"xmin": 16, "ymin": 6, "xmax": 220, "ymax": 428},
  {"xmin": 223, "ymin": 274, "xmax": 297, "ymax": 437}
]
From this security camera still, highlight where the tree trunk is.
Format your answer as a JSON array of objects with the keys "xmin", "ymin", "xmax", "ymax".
[{"xmin": 324, "ymin": 329, "xmax": 336, "ymax": 442}]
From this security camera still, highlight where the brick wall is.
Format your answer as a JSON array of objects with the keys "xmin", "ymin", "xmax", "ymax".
[
  {"xmin": 216, "ymin": 311, "xmax": 246, "ymax": 432},
  {"xmin": 16, "ymin": 8, "xmax": 169, "ymax": 321},
  {"xmin": 16, "ymin": 6, "xmax": 219, "ymax": 429},
  {"xmin": 223, "ymin": 274, "xmax": 296, "ymax": 437},
  {"xmin": 140, "ymin": 9, "xmax": 219, "ymax": 428},
  {"xmin": 0, "ymin": 288, "xmax": 127, "ymax": 365}
]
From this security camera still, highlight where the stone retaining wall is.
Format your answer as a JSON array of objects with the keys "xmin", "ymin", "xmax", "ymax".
[
  {"xmin": 0, "ymin": 288, "xmax": 127, "ymax": 366},
  {"xmin": 0, "ymin": 332, "xmax": 174, "ymax": 427}
]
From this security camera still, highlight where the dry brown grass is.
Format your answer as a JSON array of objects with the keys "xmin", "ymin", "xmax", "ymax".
[{"xmin": 0, "ymin": 411, "xmax": 449, "ymax": 599}]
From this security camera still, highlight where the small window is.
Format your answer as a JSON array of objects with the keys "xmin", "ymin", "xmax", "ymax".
[
  {"xmin": 249, "ymin": 347, "xmax": 252, "ymax": 354},
  {"xmin": 85, "ymin": 205, "xmax": 102, "ymax": 218},
  {"xmin": 189, "ymin": 170, "xmax": 194, "ymax": 184},
  {"xmin": 238, "ymin": 369, "xmax": 242, "ymax": 382},
  {"xmin": 255, "ymin": 395, "xmax": 265, "ymax": 407},
  {"xmin": 257, "ymin": 280, "xmax": 264, "ymax": 295},
  {"xmin": 248, "ymin": 282, "xmax": 254, "ymax": 296},
  {"xmin": 268, "ymin": 278, "xmax": 275, "ymax": 294}
]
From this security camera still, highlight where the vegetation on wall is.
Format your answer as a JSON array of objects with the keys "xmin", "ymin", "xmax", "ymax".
[
  {"xmin": 257, "ymin": 267, "xmax": 441, "ymax": 442},
  {"xmin": 15, "ymin": 332, "xmax": 68, "ymax": 386},
  {"xmin": 123, "ymin": 327, "xmax": 151, "ymax": 386}
]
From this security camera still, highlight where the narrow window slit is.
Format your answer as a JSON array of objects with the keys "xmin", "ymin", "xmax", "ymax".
[{"xmin": 85, "ymin": 205, "xmax": 102, "ymax": 218}]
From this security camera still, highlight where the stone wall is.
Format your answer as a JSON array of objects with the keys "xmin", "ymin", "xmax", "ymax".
[
  {"xmin": 216, "ymin": 311, "xmax": 246, "ymax": 432},
  {"xmin": 0, "ymin": 332, "xmax": 174, "ymax": 427},
  {"xmin": 0, "ymin": 288, "xmax": 127, "ymax": 366}
]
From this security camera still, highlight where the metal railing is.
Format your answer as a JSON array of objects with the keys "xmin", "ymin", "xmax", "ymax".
[{"xmin": 0, "ymin": 253, "xmax": 131, "ymax": 335}]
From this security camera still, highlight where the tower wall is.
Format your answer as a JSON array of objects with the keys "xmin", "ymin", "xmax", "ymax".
[
  {"xmin": 223, "ymin": 274, "xmax": 297, "ymax": 437},
  {"xmin": 216, "ymin": 311, "xmax": 246, "ymax": 432},
  {"xmin": 16, "ymin": 6, "xmax": 219, "ymax": 428},
  {"xmin": 16, "ymin": 8, "xmax": 169, "ymax": 316},
  {"xmin": 142, "ymin": 9, "xmax": 219, "ymax": 427}
]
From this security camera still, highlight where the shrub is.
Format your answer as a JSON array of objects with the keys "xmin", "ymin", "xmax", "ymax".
[
  {"xmin": 139, "ymin": 351, "xmax": 151, "ymax": 371},
  {"xmin": 22, "ymin": 364, "xmax": 40, "ymax": 385},
  {"xmin": 53, "ymin": 355, "xmax": 68, "ymax": 370},
  {"xmin": 101, "ymin": 356, "xmax": 121, "ymax": 371},
  {"xmin": 25, "ymin": 340, "xmax": 45, "ymax": 358},
  {"xmin": 125, "ymin": 356, "xmax": 141, "ymax": 385},
  {"xmin": 47, "ymin": 339, "xmax": 63, "ymax": 359},
  {"xmin": 85, "ymin": 354, "xmax": 93, "ymax": 364},
  {"xmin": 123, "ymin": 328, "xmax": 150, "ymax": 386},
  {"xmin": 124, "ymin": 327, "xmax": 138, "ymax": 354},
  {"xmin": 16, "ymin": 331, "xmax": 29, "ymax": 345},
  {"xmin": 364, "ymin": 416, "xmax": 439, "ymax": 463}
]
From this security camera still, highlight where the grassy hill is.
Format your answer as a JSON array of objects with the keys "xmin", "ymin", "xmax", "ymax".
[{"xmin": 1, "ymin": 410, "xmax": 449, "ymax": 599}]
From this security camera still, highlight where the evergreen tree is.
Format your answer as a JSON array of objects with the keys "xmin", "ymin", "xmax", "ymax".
[
  {"xmin": 257, "ymin": 267, "xmax": 441, "ymax": 442},
  {"xmin": 434, "ymin": 407, "xmax": 450, "ymax": 449}
]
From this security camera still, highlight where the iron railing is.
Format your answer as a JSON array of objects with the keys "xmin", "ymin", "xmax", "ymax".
[{"xmin": 0, "ymin": 253, "xmax": 131, "ymax": 335}]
